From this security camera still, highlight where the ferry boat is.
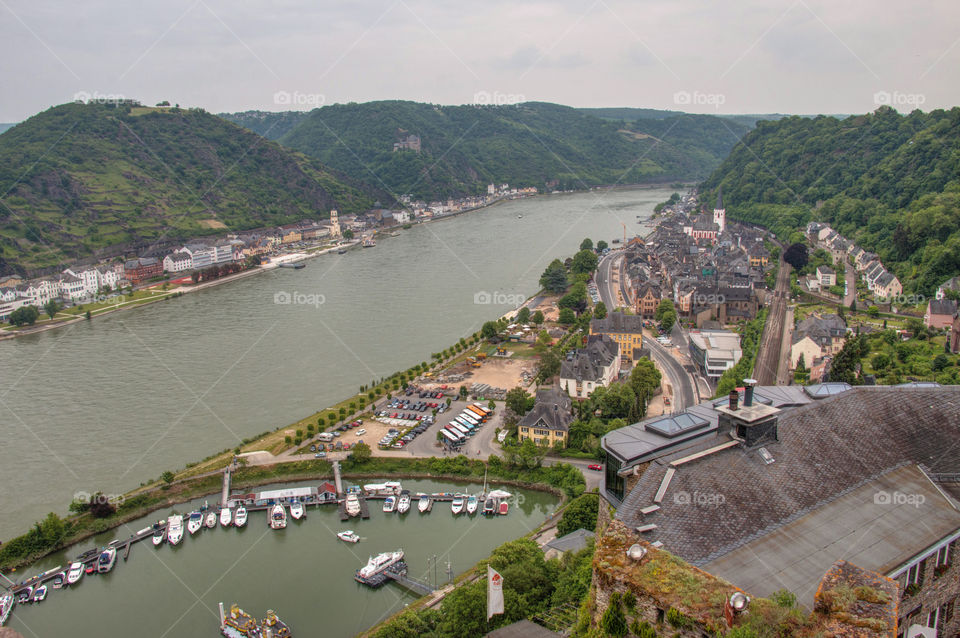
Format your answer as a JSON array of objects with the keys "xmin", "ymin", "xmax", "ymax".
[
  {"xmin": 466, "ymin": 494, "xmax": 478, "ymax": 515},
  {"xmin": 97, "ymin": 546, "xmax": 117, "ymax": 573},
  {"xmin": 345, "ymin": 494, "xmax": 361, "ymax": 517},
  {"xmin": 188, "ymin": 511, "xmax": 203, "ymax": 535},
  {"xmin": 234, "ymin": 505, "xmax": 248, "ymax": 528},
  {"xmin": 382, "ymin": 495, "xmax": 396, "ymax": 513},
  {"xmin": 361, "ymin": 236, "xmax": 376, "ymax": 248},
  {"xmin": 220, "ymin": 507, "xmax": 233, "ymax": 527},
  {"xmin": 269, "ymin": 503, "xmax": 287, "ymax": 530},
  {"xmin": 0, "ymin": 592, "xmax": 14, "ymax": 625},
  {"xmin": 152, "ymin": 522, "xmax": 165, "ymax": 546},
  {"xmin": 220, "ymin": 603, "xmax": 262, "ymax": 638},
  {"xmin": 206, "ymin": 512, "xmax": 218, "ymax": 528},
  {"xmin": 450, "ymin": 494, "xmax": 465, "ymax": 515},
  {"xmin": 396, "ymin": 491, "xmax": 411, "ymax": 514},
  {"xmin": 417, "ymin": 494, "xmax": 430, "ymax": 513},
  {"xmin": 355, "ymin": 550, "xmax": 404, "ymax": 583},
  {"xmin": 289, "ymin": 499, "xmax": 304, "ymax": 520},
  {"xmin": 167, "ymin": 514, "xmax": 184, "ymax": 545},
  {"xmin": 32, "ymin": 585, "xmax": 47, "ymax": 603},
  {"xmin": 337, "ymin": 530, "xmax": 360, "ymax": 543},
  {"xmin": 262, "ymin": 609, "xmax": 292, "ymax": 638},
  {"xmin": 66, "ymin": 562, "xmax": 84, "ymax": 585}
]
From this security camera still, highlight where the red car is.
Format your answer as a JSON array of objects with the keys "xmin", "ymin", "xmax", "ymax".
[{"xmin": 587, "ymin": 464, "xmax": 602, "ymax": 471}]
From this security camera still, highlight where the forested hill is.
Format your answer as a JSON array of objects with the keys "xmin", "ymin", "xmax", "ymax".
[
  {"xmin": 0, "ymin": 102, "xmax": 383, "ymax": 273},
  {"xmin": 700, "ymin": 106, "xmax": 960, "ymax": 295},
  {"xmin": 222, "ymin": 101, "xmax": 753, "ymax": 200}
]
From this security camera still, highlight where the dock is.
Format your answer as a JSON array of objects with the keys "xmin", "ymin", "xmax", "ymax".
[
  {"xmin": 221, "ymin": 469, "xmax": 231, "ymax": 506},
  {"xmin": 332, "ymin": 461, "xmax": 343, "ymax": 496},
  {"xmin": 383, "ymin": 563, "xmax": 435, "ymax": 596},
  {"xmin": 338, "ymin": 496, "xmax": 371, "ymax": 521}
]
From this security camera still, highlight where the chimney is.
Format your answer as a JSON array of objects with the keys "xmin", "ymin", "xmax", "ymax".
[
  {"xmin": 728, "ymin": 390, "xmax": 739, "ymax": 411},
  {"xmin": 743, "ymin": 378, "xmax": 757, "ymax": 407}
]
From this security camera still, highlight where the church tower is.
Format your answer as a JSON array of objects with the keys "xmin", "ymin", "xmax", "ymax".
[
  {"xmin": 330, "ymin": 209, "xmax": 341, "ymax": 238},
  {"xmin": 713, "ymin": 187, "xmax": 726, "ymax": 233}
]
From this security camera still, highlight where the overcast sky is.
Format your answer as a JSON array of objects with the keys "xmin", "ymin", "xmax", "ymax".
[{"xmin": 1, "ymin": 0, "xmax": 957, "ymax": 122}]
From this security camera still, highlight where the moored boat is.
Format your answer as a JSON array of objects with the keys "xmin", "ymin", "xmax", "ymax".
[
  {"xmin": 417, "ymin": 494, "xmax": 430, "ymax": 513},
  {"xmin": 269, "ymin": 503, "xmax": 287, "ymax": 530},
  {"xmin": 451, "ymin": 494, "xmax": 465, "ymax": 515},
  {"xmin": 0, "ymin": 592, "xmax": 15, "ymax": 625},
  {"xmin": 382, "ymin": 495, "xmax": 396, "ymax": 513},
  {"xmin": 220, "ymin": 507, "xmax": 233, "ymax": 527},
  {"xmin": 262, "ymin": 609, "xmax": 292, "ymax": 638},
  {"xmin": 16, "ymin": 587, "xmax": 32, "ymax": 605},
  {"xmin": 187, "ymin": 511, "xmax": 203, "ymax": 535},
  {"xmin": 221, "ymin": 603, "xmax": 262, "ymax": 638},
  {"xmin": 51, "ymin": 572, "xmax": 65, "ymax": 589},
  {"xmin": 345, "ymin": 494, "xmax": 361, "ymax": 517},
  {"xmin": 289, "ymin": 499, "xmax": 304, "ymax": 520},
  {"xmin": 337, "ymin": 530, "xmax": 360, "ymax": 543},
  {"xmin": 466, "ymin": 494, "xmax": 478, "ymax": 515},
  {"xmin": 167, "ymin": 514, "xmax": 184, "ymax": 545},
  {"xmin": 396, "ymin": 491, "xmax": 411, "ymax": 514},
  {"xmin": 499, "ymin": 501, "xmax": 509, "ymax": 515},
  {"xmin": 66, "ymin": 562, "xmax": 84, "ymax": 585},
  {"xmin": 97, "ymin": 546, "xmax": 117, "ymax": 574},
  {"xmin": 206, "ymin": 512, "xmax": 217, "ymax": 528},
  {"xmin": 234, "ymin": 505, "xmax": 248, "ymax": 528},
  {"xmin": 32, "ymin": 585, "xmax": 47, "ymax": 603},
  {"xmin": 355, "ymin": 550, "xmax": 404, "ymax": 582},
  {"xmin": 152, "ymin": 522, "xmax": 165, "ymax": 546},
  {"xmin": 482, "ymin": 497, "xmax": 496, "ymax": 515}
]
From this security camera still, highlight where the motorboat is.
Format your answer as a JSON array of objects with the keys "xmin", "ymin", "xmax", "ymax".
[
  {"xmin": 84, "ymin": 564, "xmax": 96, "ymax": 575},
  {"xmin": 51, "ymin": 572, "xmax": 65, "ymax": 589},
  {"xmin": 66, "ymin": 562, "xmax": 84, "ymax": 586},
  {"xmin": 396, "ymin": 491, "xmax": 411, "ymax": 514},
  {"xmin": 466, "ymin": 494, "xmax": 478, "ymax": 515},
  {"xmin": 290, "ymin": 499, "xmax": 304, "ymax": 520},
  {"xmin": 499, "ymin": 501, "xmax": 509, "ymax": 515},
  {"xmin": 382, "ymin": 495, "xmax": 396, "ymax": 513},
  {"xmin": 269, "ymin": 503, "xmax": 287, "ymax": 530},
  {"xmin": 187, "ymin": 511, "xmax": 203, "ymax": 535},
  {"xmin": 16, "ymin": 587, "xmax": 32, "ymax": 605},
  {"xmin": 355, "ymin": 550, "xmax": 404, "ymax": 581},
  {"xmin": 345, "ymin": 494, "xmax": 361, "ymax": 517},
  {"xmin": 167, "ymin": 514, "xmax": 184, "ymax": 545},
  {"xmin": 417, "ymin": 494, "xmax": 431, "ymax": 513},
  {"xmin": 152, "ymin": 522, "xmax": 165, "ymax": 546},
  {"xmin": 219, "ymin": 507, "xmax": 233, "ymax": 527},
  {"xmin": 234, "ymin": 505, "xmax": 248, "ymax": 528},
  {"xmin": 0, "ymin": 592, "xmax": 14, "ymax": 625},
  {"xmin": 451, "ymin": 494, "xmax": 465, "ymax": 515},
  {"xmin": 337, "ymin": 530, "xmax": 360, "ymax": 543},
  {"xmin": 97, "ymin": 546, "xmax": 117, "ymax": 573},
  {"xmin": 483, "ymin": 497, "xmax": 496, "ymax": 515},
  {"xmin": 205, "ymin": 512, "xmax": 217, "ymax": 528},
  {"xmin": 32, "ymin": 585, "xmax": 47, "ymax": 603}
]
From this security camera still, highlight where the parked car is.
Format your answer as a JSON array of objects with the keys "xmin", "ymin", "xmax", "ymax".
[
  {"xmin": 315, "ymin": 452, "xmax": 326, "ymax": 458},
  {"xmin": 356, "ymin": 428, "xmax": 366, "ymax": 435},
  {"xmin": 588, "ymin": 464, "xmax": 602, "ymax": 471}
]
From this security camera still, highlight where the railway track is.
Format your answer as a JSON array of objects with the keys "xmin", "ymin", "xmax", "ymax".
[{"xmin": 753, "ymin": 258, "xmax": 791, "ymax": 385}]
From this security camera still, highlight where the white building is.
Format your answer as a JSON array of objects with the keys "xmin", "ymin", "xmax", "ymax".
[
  {"xmin": 688, "ymin": 330, "xmax": 743, "ymax": 379},
  {"xmin": 163, "ymin": 251, "xmax": 193, "ymax": 273},
  {"xmin": 559, "ymin": 335, "xmax": 621, "ymax": 399},
  {"xmin": 183, "ymin": 244, "xmax": 215, "ymax": 269},
  {"xmin": 212, "ymin": 242, "xmax": 235, "ymax": 265}
]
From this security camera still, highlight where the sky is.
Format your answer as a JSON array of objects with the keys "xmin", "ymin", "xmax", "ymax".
[{"xmin": 1, "ymin": 0, "xmax": 958, "ymax": 122}]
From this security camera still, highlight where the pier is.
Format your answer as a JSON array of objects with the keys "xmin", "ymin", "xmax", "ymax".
[
  {"xmin": 221, "ymin": 469, "xmax": 231, "ymax": 506},
  {"xmin": 332, "ymin": 461, "xmax": 343, "ymax": 496},
  {"xmin": 338, "ymin": 496, "xmax": 371, "ymax": 521},
  {"xmin": 383, "ymin": 563, "xmax": 435, "ymax": 596}
]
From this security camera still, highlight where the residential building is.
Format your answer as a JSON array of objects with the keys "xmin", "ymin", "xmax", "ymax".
[
  {"xmin": 874, "ymin": 271, "xmax": 903, "ymax": 300},
  {"xmin": 183, "ymin": 243, "xmax": 214, "ymax": 269},
  {"xmin": 517, "ymin": 385, "xmax": 574, "ymax": 448},
  {"xmin": 124, "ymin": 257, "xmax": 162, "ymax": 284},
  {"xmin": 589, "ymin": 311, "xmax": 644, "ymax": 361},
  {"xmin": 790, "ymin": 313, "xmax": 847, "ymax": 367},
  {"xmin": 280, "ymin": 228, "xmax": 301, "ymax": 244},
  {"xmin": 688, "ymin": 329, "xmax": 742, "ymax": 378},
  {"xmin": 635, "ymin": 284, "xmax": 661, "ymax": 319},
  {"xmin": 559, "ymin": 335, "xmax": 621, "ymax": 399},
  {"xmin": 163, "ymin": 251, "xmax": 193, "ymax": 273},
  {"xmin": 0, "ymin": 287, "xmax": 28, "ymax": 321},
  {"xmin": 817, "ymin": 264, "xmax": 836, "ymax": 287},
  {"xmin": 746, "ymin": 242, "xmax": 769, "ymax": 267},
  {"xmin": 936, "ymin": 276, "xmax": 960, "ymax": 301},
  {"xmin": 925, "ymin": 299, "xmax": 958, "ymax": 330}
]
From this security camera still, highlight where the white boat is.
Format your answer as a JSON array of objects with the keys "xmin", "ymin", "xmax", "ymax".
[
  {"xmin": 167, "ymin": 514, "xmax": 184, "ymax": 545},
  {"xmin": 382, "ymin": 495, "xmax": 396, "ymax": 513},
  {"xmin": 152, "ymin": 522, "xmax": 165, "ymax": 546},
  {"xmin": 269, "ymin": 503, "xmax": 287, "ymax": 530},
  {"xmin": 397, "ymin": 491, "xmax": 411, "ymax": 514},
  {"xmin": 466, "ymin": 494, "xmax": 478, "ymax": 515},
  {"xmin": 219, "ymin": 507, "xmax": 233, "ymax": 527},
  {"xmin": 51, "ymin": 572, "xmax": 65, "ymax": 589},
  {"xmin": 16, "ymin": 587, "xmax": 31, "ymax": 605},
  {"xmin": 32, "ymin": 585, "xmax": 47, "ymax": 603},
  {"xmin": 451, "ymin": 494, "xmax": 465, "ymax": 515},
  {"xmin": 205, "ymin": 512, "xmax": 217, "ymax": 528},
  {"xmin": 66, "ymin": 562, "xmax": 84, "ymax": 586},
  {"xmin": 290, "ymin": 500, "xmax": 304, "ymax": 520},
  {"xmin": 0, "ymin": 592, "xmax": 14, "ymax": 625},
  {"xmin": 356, "ymin": 550, "xmax": 404, "ymax": 581},
  {"xmin": 337, "ymin": 530, "xmax": 360, "ymax": 543},
  {"xmin": 187, "ymin": 511, "xmax": 203, "ymax": 535},
  {"xmin": 234, "ymin": 505, "xmax": 247, "ymax": 528},
  {"xmin": 345, "ymin": 494, "xmax": 361, "ymax": 517},
  {"xmin": 417, "ymin": 494, "xmax": 430, "ymax": 513},
  {"xmin": 97, "ymin": 546, "xmax": 117, "ymax": 574}
]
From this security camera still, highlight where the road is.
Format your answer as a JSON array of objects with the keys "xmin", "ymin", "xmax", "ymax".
[{"xmin": 754, "ymin": 257, "xmax": 791, "ymax": 385}]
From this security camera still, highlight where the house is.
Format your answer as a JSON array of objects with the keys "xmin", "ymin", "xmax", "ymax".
[
  {"xmin": 543, "ymin": 529, "xmax": 595, "ymax": 560},
  {"xmin": 0, "ymin": 287, "xmax": 28, "ymax": 322},
  {"xmin": 746, "ymin": 242, "xmax": 769, "ymax": 267},
  {"xmin": 589, "ymin": 311, "xmax": 644, "ymax": 361},
  {"xmin": 873, "ymin": 271, "xmax": 903, "ymax": 300},
  {"xmin": 559, "ymin": 335, "xmax": 621, "ymax": 399},
  {"xmin": 183, "ymin": 243, "xmax": 215, "ymax": 269},
  {"xmin": 925, "ymin": 298, "xmax": 958, "ymax": 330},
  {"xmin": 936, "ymin": 276, "xmax": 960, "ymax": 300},
  {"xmin": 816, "ymin": 264, "xmax": 836, "ymax": 288},
  {"xmin": 163, "ymin": 251, "xmax": 193, "ymax": 273},
  {"xmin": 517, "ymin": 385, "xmax": 574, "ymax": 448},
  {"xmin": 635, "ymin": 284, "xmax": 661, "ymax": 318},
  {"xmin": 280, "ymin": 228, "xmax": 302, "ymax": 244},
  {"xmin": 790, "ymin": 313, "xmax": 847, "ymax": 367},
  {"xmin": 212, "ymin": 242, "xmax": 235, "ymax": 264},
  {"xmin": 124, "ymin": 257, "xmax": 162, "ymax": 284},
  {"xmin": 688, "ymin": 329, "xmax": 742, "ymax": 378}
]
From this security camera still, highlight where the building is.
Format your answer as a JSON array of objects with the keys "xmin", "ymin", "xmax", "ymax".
[
  {"xmin": 712, "ymin": 187, "xmax": 726, "ymax": 233},
  {"xmin": 817, "ymin": 264, "xmax": 836, "ymax": 288},
  {"xmin": 517, "ymin": 385, "xmax": 573, "ymax": 448},
  {"xmin": 123, "ymin": 257, "xmax": 162, "ymax": 284},
  {"xmin": 183, "ymin": 244, "xmax": 214, "ymax": 269},
  {"xmin": 687, "ymin": 329, "xmax": 742, "ymax": 378},
  {"xmin": 543, "ymin": 529, "xmax": 594, "ymax": 560},
  {"xmin": 559, "ymin": 335, "xmax": 621, "ymax": 399},
  {"xmin": 589, "ymin": 312, "xmax": 644, "ymax": 361},
  {"xmin": 790, "ymin": 313, "xmax": 847, "ymax": 367},
  {"xmin": 393, "ymin": 132, "xmax": 421, "ymax": 152},
  {"xmin": 874, "ymin": 271, "xmax": 903, "ymax": 300},
  {"xmin": 925, "ymin": 298, "xmax": 957, "ymax": 330},
  {"xmin": 936, "ymin": 276, "xmax": 960, "ymax": 300},
  {"xmin": 746, "ymin": 242, "xmax": 769, "ymax": 267},
  {"xmin": 635, "ymin": 284, "xmax": 661, "ymax": 319},
  {"xmin": 163, "ymin": 251, "xmax": 193, "ymax": 273}
]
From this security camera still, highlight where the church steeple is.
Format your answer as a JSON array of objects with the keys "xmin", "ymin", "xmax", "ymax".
[{"xmin": 713, "ymin": 187, "xmax": 726, "ymax": 233}]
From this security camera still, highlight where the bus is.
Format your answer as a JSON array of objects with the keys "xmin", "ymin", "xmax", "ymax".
[
  {"xmin": 450, "ymin": 422, "xmax": 471, "ymax": 436},
  {"xmin": 472, "ymin": 403, "xmax": 492, "ymax": 416},
  {"xmin": 465, "ymin": 405, "xmax": 488, "ymax": 421},
  {"xmin": 440, "ymin": 429, "xmax": 461, "ymax": 446},
  {"xmin": 459, "ymin": 412, "xmax": 479, "ymax": 426}
]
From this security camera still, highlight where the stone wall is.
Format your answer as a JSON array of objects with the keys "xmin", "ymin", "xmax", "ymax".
[{"xmin": 895, "ymin": 541, "xmax": 959, "ymax": 636}]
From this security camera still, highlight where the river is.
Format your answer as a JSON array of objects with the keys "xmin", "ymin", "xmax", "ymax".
[
  {"xmin": 0, "ymin": 187, "xmax": 668, "ymax": 540},
  {"xmin": 4, "ymin": 479, "xmax": 558, "ymax": 637}
]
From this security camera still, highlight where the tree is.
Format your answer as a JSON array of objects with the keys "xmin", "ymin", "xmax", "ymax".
[
  {"xmin": 579, "ymin": 238, "xmax": 593, "ymax": 252},
  {"xmin": 629, "ymin": 358, "xmax": 661, "ymax": 416},
  {"xmin": 351, "ymin": 441, "xmax": 372, "ymax": 463},
  {"xmin": 783, "ymin": 242, "xmax": 809, "ymax": 270},
  {"xmin": 594, "ymin": 301, "xmax": 607, "ymax": 320},
  {"xmin": 531, "ymin": 310, "xmax": 544, "ymax": 325},
  {"xmin": 536, "ymin": 351, "xmax": 561, "ymax": 383},
  {"xmin": 829, "ymin": 335, "xmax": 865, "ymax": 385},
  {"xmin": 161, "ymin": 471, "xmax": 175, "ymax": 484},
  {"xmin": 557, "ymin": 493, "xmax": 599, "ymax": 536},
  {"xmin": 660, "ymin": 309, "xmax": 677, "ymax": 333},
  {"xmin": 654, "ymin": 298, "xmax": 675, "ymax": 322},
  {"xmin": 558, "ymin": 308, "xmax": 575, "ymax": 324},
  {"xmin": 505, "ymin": 387, "xmax": 533, "ymax": 417},
  {"xmin": 601, "ymin": 592, "xmax": 628, "ymax": 638},
  {"xmin": 596, "ymin": 240, "xmax": 608, "ymax": 252},
  {"xmin": 342, "ymin": 228, "xmax": 354, "ymax": 240},
  {"xmin": 867, "ymin": 305, "xmax": 879, "ymax": 317},
  {"xmin": 88, "ymin": 493, "xmax": 116, "ymax": 518},
  {"xmin": 516, "ymin": 306, "xmax": 530, "ymax": 324},
  {"xmin": 481, "ymin": 321, "xmax": 499, "ymax": 340},
  {"xmin": 570, "ymin": 249, "xmax": 598, "ymax": 275},
  {"xmin": 459, "ymin": 385, "xmax": 468, "ymax": 400},
  {"xmin": 9, "ymin": 305, "xmax": 40, "ymax": 326},
  {"xmin": 539, "ymin": 259, "xmax": 568, "ymax": 294}
]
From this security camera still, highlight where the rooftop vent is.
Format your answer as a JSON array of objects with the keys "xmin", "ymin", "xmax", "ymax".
[
  {"xmin": 626, "ymin": 544, "xmax": 647, "ymax": 561},
  {"xmin": 757, "ymin": 447, "xmax": 775, "ymax": 465},
  {"xmin": 728, "ymin": 389, "xmax": 739, "ymax": 411},
  {"xmin": 742, "ymin": 378, "xmax": 757, "ymax": 407}
]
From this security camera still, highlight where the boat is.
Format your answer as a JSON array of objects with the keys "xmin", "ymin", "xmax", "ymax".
[
  {"xmin": 220, "ymin": 507, "xmax": 233, "ymax": 527},
  {"xmin": 66, "ymin": 562, "xmax": 84, "ymax": 586},
  {"xmin": 466, "ymin": 494, "xmax": 478, "ymax": 515},
  {"xmin": 51, "ymin": 572, "xmax": 65, "ymax": 589},
  {"xmin": 16, "ymin": 587, "xmax": 32, "ymax": 605},
  {"xmin": 269, "ymin": 503, "xmax": 287, "ymax": 530},
  {"xmin": 234, "ymin": 505, "xmax": 248, "ymax": 528},
  {"xmin": 167, "ymin": 514, "xmax": 184, "ymax": 545},
  {"xmin": 345, "ymin": 494, "xmax": 361, "ymax": 517},
  {"xmin": 0, "ymin": 592, "xmax": 14, "ymax": 625},
  {"xmin": 206, "ymin": 512, "xmax": 217, "ymax": 528},
  {"xmin": 278, "ymin": 261, "xmax": 305, "ymax": 269},
  {"xmin": 188, "ymin": 510, "xmax": 203, "ymax": 535},
  {"xmin": 382, "ymin": 495, "xmax": 396, "ymax": 513},
  {"xmin": 84, "ymin": 564, "xmax": 96, "ymax": 575},
  {"xmin": 152, "ymin": 522, "xmax": 165, "ymax": 546},
  {"xmin": 290, "ymin": 499, "xmax": 304, "ymax": 520},
  {"xmin": 262, "ymin": 609, "xmax": 292, "ymax": 638},
  {"xmin": 355, "ymin": 550, "xmax": 404, "ymax": 582},
  {"xmin": 483, "ymin": 497, "xmax": 496, "ymax": 515},
  {"xmin": 32, "ymin": 585, "xmax": 47, "ymax": 603},
  {"xmin": 517, "ymin": 214, "xmax": 523, "ymax": 219},
  {"xmin": 390, "ymin": 232, "xmax": 401, "ymax": 237},
  {"xmin": 337, "ymin": 247, "xmax": 347, "ymax": 254},
  {"xmin": 221, "ymin": 603, "xmax": 262, "ymax": 638},
  {"xmin": 361, "ymin": 236, "xmax": 376, "ymax": 248},
  {"xmin": 451, "ymin": 494, "xmax": 465, "ymax": 515},
  {"xmin": 337, "ymin": 530, "xmax": 360, "ymax": 543},
  {"xmin": 396, "ymin": 491, "xmax": 411, "ymax": 514},
  {"xmin": 499, "ymin": 501, "xmax": 509, "ymax": 515},
  {"xmin": 97, "ymin": 546, "xmax": 117, "ymax": 573},
  {"xmin": 417, "ymin": 494, "xmax": 430, "ymax": 513}
]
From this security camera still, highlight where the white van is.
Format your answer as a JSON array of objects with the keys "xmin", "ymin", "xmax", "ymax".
[{"xmin": 317, "ymin": 432, "xmax": 334, "ymax": 442}]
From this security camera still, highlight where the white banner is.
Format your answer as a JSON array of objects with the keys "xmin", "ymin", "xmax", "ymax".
[{"xmin": 487, "ymin": 565, "xmax": 504, "ymax": 619}]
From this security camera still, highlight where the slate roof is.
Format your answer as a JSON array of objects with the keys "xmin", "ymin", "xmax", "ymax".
[
  {"xmin": 518, "ymin": 386, "xmax": 574, "ymax": 433},
  {"xmin": 544, "ymin": 528, "xmax": 595, "ymax": 554},
  {"xmin": 928, "ymin": 298, "xmax": 957, "ymax": 317},
  {"xmin": 590, "ymin": 311, "xmax": 644, "ymax": 334},
  {"xmin": 793, "ymin": 314, "xmax": 846, "ymax": 346}
]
